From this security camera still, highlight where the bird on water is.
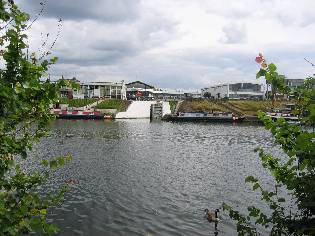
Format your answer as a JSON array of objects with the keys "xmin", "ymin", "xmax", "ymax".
[{"xmin": 204, "ymin": 209, "xmax": 220, "ymax": 223}]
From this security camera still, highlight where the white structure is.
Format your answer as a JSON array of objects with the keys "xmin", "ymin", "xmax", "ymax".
[
  {"xmin": 284, "ymin": 78, "xmax": 304, "ymax": 89},
  {"xmin": 152, "ymin": 89, "xmax": 185, "ymax": 100},
  {"xmin": 115, "ymin": 101, "xmax": 171, "ymax": 119},
  {"xmin": 202, "ymin": 82, "xmax": 265, "ymax": 99},
  {"xmin": 80, "ymin": 81, "xmax": 127, "ymax": 100}
]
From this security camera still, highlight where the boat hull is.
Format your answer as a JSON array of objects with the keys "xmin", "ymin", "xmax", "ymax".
[
  {"xmin": 163, "ymin": 115, "xmax": 245, "ymax": 123},
  {"xmin": 57, "ymin": 114, "xmax": 106, "ymax": 120}
]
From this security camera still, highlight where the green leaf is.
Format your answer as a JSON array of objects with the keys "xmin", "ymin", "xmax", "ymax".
[
  {"xmin": 245, "ymin": 176, "xmax": 258, "ymax": 183},
  {"xmin": 253, "ymin": 182, "xmax": 260, "ymax": 190},
  {"xmin": 41, "ymin": 160, "xmax": 49, "ymax": 167},
  {"xmin": 256, "ymin": 69, "xmax": 266, "ymax": 79},
  {"xmin": 49, "ymin": 160, "xmax": 58, "ymax": 169},
  {"xmin": 268, "ymin": 63, "xmax": 277, "ymax": 72}
]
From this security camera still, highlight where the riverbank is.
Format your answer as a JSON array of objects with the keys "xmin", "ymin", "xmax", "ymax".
[
  {"xmin": 178, "ymin": 99, "xmax": 291, "ymax": 115},
  {"xmin": 177, "ymin": 99, "xmax": 294, "ymax": 123}
]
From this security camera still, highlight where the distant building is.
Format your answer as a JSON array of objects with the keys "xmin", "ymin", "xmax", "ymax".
[
  {"xmin": 58, "ymin": 77, "xmax": 82, "ymax": 99},
  {"xmin": 125, "ymin": 80, "xmax": 203, "ymax": 100},
  {"xmin": 202, "ymin": 82, "xmax": 265, "ymax": 100},
  {"xmin": 80, "ymin": 81, "xmax": 127, "ymax": 99},
  {"xmin": 126, "ymin": 81, "xmax": 189, "ymax": 100},
  {"xmin": 126, "ymin": 81, "xmax": 155, "ymax": 100},
  {"xmin": 126, "ymin": 81, "xmax": 155, "ymax": 90},
  {"xmin": 184, "ymin": 91, "xmax": 202, "ymax": 99},
  {"xmin": 284, "ymin": 78, "xmax": 304, "ymax": 89},
  {"xmin": 152, "ymin": 89, "xmax": 185, "ymax": 100}
]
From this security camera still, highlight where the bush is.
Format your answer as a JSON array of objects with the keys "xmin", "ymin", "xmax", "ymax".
[
  {"xmin": 0, "ymin": 1, "xmax": 72, "ymax": 234},
  {"xmin": 223, "ymin": 58, "xmax": 315, "ymax": 235}
]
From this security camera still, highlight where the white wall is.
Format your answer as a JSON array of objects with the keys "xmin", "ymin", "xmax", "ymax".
[{"xmin": 206, "ymin": 84, "xmax": 229, "ymax": 98}]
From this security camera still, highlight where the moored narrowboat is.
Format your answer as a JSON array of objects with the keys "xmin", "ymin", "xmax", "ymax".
[
  {"xmin": 53, "ymin": 110, "xmax": 113, "ymax": 120},
  {"xmin": 163, "ymin": 112, "xmax": 244, "ymax": 123}
]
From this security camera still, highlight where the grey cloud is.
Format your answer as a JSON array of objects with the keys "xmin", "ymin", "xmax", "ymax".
[
  {"xmin": 221, "ymin": 23, "xmax": 247, "ymax": 44},
  {"xmin": 17, "ymin": 0, "xmax": 314, "ymax": 89},
  {"xmin": 18, "ymin": 0, "xmax": 140, "ymax": 23},
  {"xmin": 90, "ymin": 39, "xmax": 139, "ymax": 58},
  {"xmin": 179, "ymin": 49, "xmax": 255, "ymax": 71}
]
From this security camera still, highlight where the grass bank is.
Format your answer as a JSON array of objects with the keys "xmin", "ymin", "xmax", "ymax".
[
  {"xmin": 169, "ymin": 101, "xmax": 178, "ymax": 114},
  {"xmin": 95, "ymin": 99, "xmax": 130, "ymax": 112},
  {"xmin": 179, "ymin": 99, "xmax": 291, "ymax": 116},
  {"xmin": 59, "ymin": 98, "xmax": 96, "ymax": 107},
  {"xmin": 178, "ymin": 100, "xmax": 228, "ymax": 113},
  {"xmin": 223, "ymin": 100, "xmax": 287, "ymax": 116}
]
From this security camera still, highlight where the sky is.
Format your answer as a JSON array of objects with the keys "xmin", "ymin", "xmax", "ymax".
[{"xmin": 16, "ymin": 0, "xmax": 315, "ymax": 89}]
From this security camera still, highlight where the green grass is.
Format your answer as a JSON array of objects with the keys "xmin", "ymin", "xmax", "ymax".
[
  {"xmin": 225, "ymin": 100, "xmax": 286, "ymax": 116},
  {"xmin": 59, "ymin": 98, "xmax": 96, "ymax": 107},
  {"xmin": 177, "ymin": 99, "xmax": 292, "ymax": 116},
  {"xmin": 178, "ymin": 100, "xmax": 227, "ymax": 113},
  {"xmin": 95, "ymin": 99, "xmax": 130, "ymax": 112},
  {"xmin": 169, "ymin": 101, "xmax": 178, "ymax": 114}
]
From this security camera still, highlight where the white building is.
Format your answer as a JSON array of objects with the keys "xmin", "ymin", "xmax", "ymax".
[
  {"xmin": 80, "ymin": 81, "xmax": 127, "ymax": 100},
  {"xmin": 202, "ymin": 82, "xmax": 265, "ymax": 100}
]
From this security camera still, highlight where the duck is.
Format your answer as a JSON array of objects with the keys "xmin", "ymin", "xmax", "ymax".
[
  {"xmin": 65, "ymin": 178, "xmax": 79, "ymax": 185},
  {"xmin": 204, "ymin": 208, "xmax": 219, "ymax": 222}
]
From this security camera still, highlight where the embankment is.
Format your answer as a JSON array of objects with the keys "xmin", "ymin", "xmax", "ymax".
[{"xmin": 178, "ymin": 99, "xmax": 293, "ymax": 123}]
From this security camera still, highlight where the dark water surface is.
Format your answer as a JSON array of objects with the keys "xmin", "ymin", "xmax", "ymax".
[{"xmin": 30, "ymin": 119, "xmax": 281, "ymax": 236}]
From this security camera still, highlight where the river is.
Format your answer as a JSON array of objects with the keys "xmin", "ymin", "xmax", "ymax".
[{"xmin": 29, "ymin": 119, "xmax": 282, "ymax": 235}]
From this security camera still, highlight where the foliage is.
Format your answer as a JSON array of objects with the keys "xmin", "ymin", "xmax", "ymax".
[
  {"xmin": 293, "ymin": 77, "xmax": 315, "ymax": 128},
  {"xmin": 95, "ymin": 99, "xmax": 130, "ymax": 111},
  {"xmin": 58, "ymin": 98, "xmax": 96, "ymax": 107},
  {"xmin": 256, "ymin": 54, "xmax": 290, "ymax": 106},
  {"xmin": 223, "ymin": 58, "xmax": 315, "ymax": 235},
  {"xmin": 169, "ymin": 101, "xmax": 178, "ymax": 114},
  {"xmin": 0, "ymin": 1, "xmax": 71, "ymax": 234}
]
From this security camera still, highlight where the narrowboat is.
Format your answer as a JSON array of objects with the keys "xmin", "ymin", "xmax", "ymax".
[
  {"xmin": 163, "ymin": 112, "xmax": 244, "ymax": 123},
  {"xmin": 53, "ymin": 110, "xmax": 113, "ymax": 120}
]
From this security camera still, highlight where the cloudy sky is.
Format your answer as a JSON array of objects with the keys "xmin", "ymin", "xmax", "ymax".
[{"xmin": 17, "ymin": 0, "xmax": 315, "ymax": 89}]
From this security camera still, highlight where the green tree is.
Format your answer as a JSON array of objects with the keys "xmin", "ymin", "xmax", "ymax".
[
  {"xmin": 0, "ymin": 1, "xmax": 71, "ymax": 234},
  {"xmin": 294, "ymin": 77, "xmax": 315, "ymax": 129},
  {"xmin": 223, "ymin": 59, "xmax": 315, "ymax": 235},
  {"xmin": 256, "ymin": 54, "xmax": 289, "ymax": 106}
]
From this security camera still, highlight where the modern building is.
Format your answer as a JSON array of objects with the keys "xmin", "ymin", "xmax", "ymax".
[
  {"xmin": 57, "ymin": 78, "xmax": 127, "ymax": 100},
  {"xmin": 152, "ymin": 89, "xmax": 185, "ymax": 100},
  {"xmin": 184, "ymin": 91, "xmax": 202, "ymax": 99},
  {"xmin": 80, "ymin": 81, "xmax": 127, "ymax": 99},
  {"xmin": 126, "ymin": 81, "xmax": 187, "ymax": 100},
  {"xmin": 202, "ymin": 82, "xmax": 265, "ymax": 100},
  {"xmin": 126, "ymin": 81, "xmax": 155, "ymax": 100},
  {"xmin": 284, "ymin": 79, "xmax": 304, "ymax": 89}
]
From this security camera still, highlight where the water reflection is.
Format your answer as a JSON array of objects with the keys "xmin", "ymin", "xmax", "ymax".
[{"xmin": 28, "ymin": 119, "xmax": 279, "ymax": 235}]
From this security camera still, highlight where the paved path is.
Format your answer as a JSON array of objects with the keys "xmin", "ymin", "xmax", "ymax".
[
  {"xmin": 116, "ymin": 101, "xmax": 171, "ymax": 119},
  {"xmin": 82, "ymin": 99, "xmax": 103, "ymax": 110}
]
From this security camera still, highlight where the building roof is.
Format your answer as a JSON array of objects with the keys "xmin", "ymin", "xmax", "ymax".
[
  {"xmin": 126, "ymin": 81, "xmax": 154, "ymax": 89},
  {"xmin": 81, "ymin": 81, "xmax": 125, "ymax": 86}
]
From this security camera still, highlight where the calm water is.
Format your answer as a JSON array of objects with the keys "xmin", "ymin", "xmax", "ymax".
[{"xmin": 29, "ymin": 119, "xmax": 282, "ymax": 236}]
